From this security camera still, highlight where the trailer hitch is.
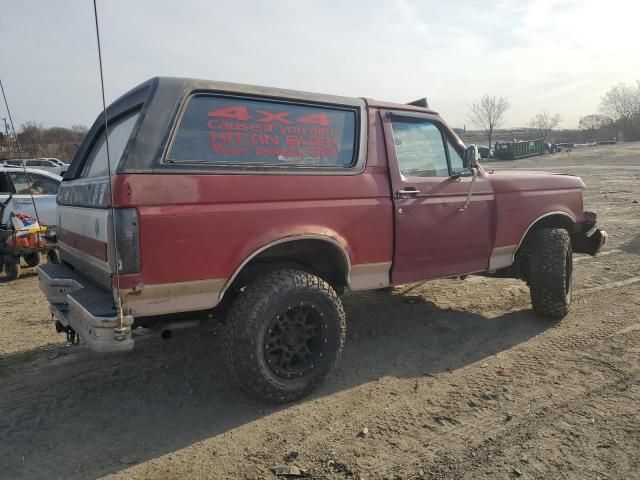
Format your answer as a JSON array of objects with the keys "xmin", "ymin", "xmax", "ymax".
[{"xmin": 55, "ymin": 320, "xmax": 79, "ymax": 345}]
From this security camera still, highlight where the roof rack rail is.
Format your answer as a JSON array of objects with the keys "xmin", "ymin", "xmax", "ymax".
[{"xmin": 407, "ymin": 98, "xmax": 429, "ymax": 108}]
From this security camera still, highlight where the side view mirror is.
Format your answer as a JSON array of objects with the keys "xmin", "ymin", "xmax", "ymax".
[{"xmin": 463, "ymin": 144, "xmax": 481, "ymax": 168}]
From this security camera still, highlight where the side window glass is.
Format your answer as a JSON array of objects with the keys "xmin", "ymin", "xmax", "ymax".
[
  {"xmin": 391, "ymin": 121, "xmax": 449, "ymax": 177},
  {"xmin": 8, "ymin": 172, "xmax": 31, "ymax": 194},
  {"xmin": 30, "ymin": 174, "xmax": 59, "ymax": 195},
  {"xmin": 81, "ymin": 110, "xmax": 140, "ymax": 178},
  {"xmin": 447, "ymin": 139, "xmax": 464, "ymax": 173}
]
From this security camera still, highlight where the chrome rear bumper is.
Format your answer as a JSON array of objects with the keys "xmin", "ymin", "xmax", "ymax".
[{"xmin": 38, "ymin": 262, "xmax": 134, "ymax": 353}]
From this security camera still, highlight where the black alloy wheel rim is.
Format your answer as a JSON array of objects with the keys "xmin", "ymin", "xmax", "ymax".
[{"xmin": 264, "ymin": 301, "xmax": 326, "ymax": 379}]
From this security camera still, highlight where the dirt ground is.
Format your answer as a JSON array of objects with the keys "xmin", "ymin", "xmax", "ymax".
[{"xmin": 1, "ymin": 143, "xmax": 639, "ymax": 480}]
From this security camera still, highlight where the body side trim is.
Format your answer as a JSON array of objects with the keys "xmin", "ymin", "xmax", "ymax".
[
  {"xmin": 119, "ymin": 260, "xmax": 390, "ymax": 317},
  {"xmin": 488, "ymin": 244, "xmax": 519, "ymax": 271},
  {"xmin": 120, "ymin": 279, "xmax": 225, "ymax": 317},
  {"xmin": 350, "ymin": 261, "xmax": 392, "ymax": 290}
]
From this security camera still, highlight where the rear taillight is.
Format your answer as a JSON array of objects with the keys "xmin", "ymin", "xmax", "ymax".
[{"xmin": 114, "ymin": 208, "xmax": 140, "ymax": 274}]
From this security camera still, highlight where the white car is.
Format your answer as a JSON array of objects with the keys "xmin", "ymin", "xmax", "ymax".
[
  {"xmin": 2, "ymin": 158, "xmax": 68, "ymax": 177},
  {"xmin": 0, "ymin": 166, "xmax": 61, "ymax": 226}
]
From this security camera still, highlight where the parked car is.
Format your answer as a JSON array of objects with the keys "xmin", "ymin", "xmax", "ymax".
[
  {"xmin": 477, "ymin": 145, "xmax": 494, "ymax": 158},
  {"xmin": 38, "ymin": 77, "xmax": 606, "ymax": 402},
  {"xmin": 3, "ymin": 158, "xmax": 68, "ymax": 177},
  {"xmin": 0, "ymin": 166, "xmax": 61, "ymax": 226}
]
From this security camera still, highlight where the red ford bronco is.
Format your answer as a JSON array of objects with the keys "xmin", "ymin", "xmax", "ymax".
[{"xmin": 39, "ymin": 77, "xmax": 606, "ymax": 401}]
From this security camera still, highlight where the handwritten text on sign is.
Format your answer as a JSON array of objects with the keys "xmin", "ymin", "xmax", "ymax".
[{"xmin": 207, "ymin": 106, "xmax": 340, "ymax": 159}]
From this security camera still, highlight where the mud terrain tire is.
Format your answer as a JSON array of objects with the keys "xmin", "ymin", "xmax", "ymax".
[
  {"xmin": 529, "ymin": 228, "xmax": 572, "ymax": 318},
  {"xmin": 224, "ymin": 269, "xmax": 346, "ymax": 402}
]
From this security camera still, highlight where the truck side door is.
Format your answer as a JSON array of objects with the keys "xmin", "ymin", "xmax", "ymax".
[{"xmin": 381, "ymin": 110, "xmax": 496, "ymax": 284}]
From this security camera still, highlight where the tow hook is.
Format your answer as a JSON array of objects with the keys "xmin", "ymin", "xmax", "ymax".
[{"xmin": 55, "ymin": 320, "xmax": 79, "ymax": 345}]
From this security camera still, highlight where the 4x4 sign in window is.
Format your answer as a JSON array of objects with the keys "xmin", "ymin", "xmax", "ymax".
[{"xmin": 168, "ymin": 95, "xmax": 357, "ymax": 168}]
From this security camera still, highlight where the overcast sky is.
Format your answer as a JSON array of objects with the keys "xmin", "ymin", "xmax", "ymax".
[{"xmin": 0, "ymin": 0, "xmax": 637, "ymax": 131}]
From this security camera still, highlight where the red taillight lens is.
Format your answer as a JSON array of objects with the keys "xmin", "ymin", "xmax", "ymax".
[{"xmin": 114, "ymin": 208, "xmax": 140, "ymax": 274}]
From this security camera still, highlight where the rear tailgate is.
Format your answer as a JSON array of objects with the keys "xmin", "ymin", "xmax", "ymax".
[
  {"xmin": 57, "ymin": 195, "xmax": 113, "ymax": 289},
  {"xmin": 56, "ymin": 106, "xmax": 142, "ymax": 289}
]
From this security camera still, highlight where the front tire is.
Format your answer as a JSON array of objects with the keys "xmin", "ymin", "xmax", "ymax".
[
  {"xmin": 4, "ymin": 256, "xmax": 21, "ymax": 281},
  {"xmin": 529, "ymin": 228, "xmax": 572, "ymax": 318},
  {"xmin": 224, "ymin": 269, "xmax": 346, "ymax": 402}
]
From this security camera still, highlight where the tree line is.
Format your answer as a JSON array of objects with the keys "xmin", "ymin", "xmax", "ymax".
[
  {"xmin": 0, "ymin": 122, "xmax": 88, "ymax": 162},
  {"xmin": 468, "ymin": 80, "xmax": 640, "ymax": 145},
  {"xmin": 2, "ymin": 79, "xmax": 639, "ymax": 161}
]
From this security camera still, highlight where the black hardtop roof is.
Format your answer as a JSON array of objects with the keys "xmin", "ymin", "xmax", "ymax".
[
  {"xmin": 117, "ymin": 76, "xmax": 436, "ymax": 112},
  {"xmin": 65, "ymin": 76, "xmax": 437, "ymax": 179}
]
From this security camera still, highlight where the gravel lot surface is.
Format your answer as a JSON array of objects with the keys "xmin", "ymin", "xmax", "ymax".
[{"xmin": 1, "ymin": 143, "xmax": 639, "ymax": 479}]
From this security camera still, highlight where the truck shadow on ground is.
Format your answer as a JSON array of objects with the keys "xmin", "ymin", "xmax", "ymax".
[
  {"xmin": 1, "ymin": 287, "xmax": 553, "ymax": 479},
  {"xmin": 621, "ymin": 231, "xmax": 640, "ymax": 254}
]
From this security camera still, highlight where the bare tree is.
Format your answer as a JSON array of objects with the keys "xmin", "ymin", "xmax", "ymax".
[
  {"xmin": 18, "ymin": 121, "xmax": 45, "ymax": 156},
  {"xmin": 467, "ymin": 94, "xmax": 510, "ymax": 147},
  {"xmin": 71, "ymin": 124, "xmax": 88, "ymax": 136},
  {"xmin": 529, "ymin": 110, "xmax": 562, "ymax": 140},
  {"xmin": 14, "ymin": 122, "xmax": 89, "ymax": 161},
  {"xmin": 599, "ymin": 81, "xmax": 640, "ymax": 141},
  {"xmin": 578, "ymin": 114, "xmax": 609, "ymax": 131},
  {"xmin": 578, "ymin": 114, "xmax": 614, "ymax": 142}
]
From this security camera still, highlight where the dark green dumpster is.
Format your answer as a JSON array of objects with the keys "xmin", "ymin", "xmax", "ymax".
[{"xmin": 494, "ymin": 139, "xmax": 546, "ymax": 160}]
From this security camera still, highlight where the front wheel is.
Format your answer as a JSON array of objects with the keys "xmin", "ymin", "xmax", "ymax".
[
  {"xmin": 224, "ymin": 269, "xmax": 346, "ymax": 402},
  {"xmin": 4, "ymin": 256, "xmax": 21, "ymax": 281},
  {"xmin": 529, "ymin": 228, "xmax": 572, "ymax": 318}
]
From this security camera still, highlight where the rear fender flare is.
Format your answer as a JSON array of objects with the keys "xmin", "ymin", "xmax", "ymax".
[{"xmin": 218, "ymin": 234, "xmax": 352, "ymax": 302}]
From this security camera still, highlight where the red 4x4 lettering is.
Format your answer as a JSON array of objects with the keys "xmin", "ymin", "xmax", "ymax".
[
  {"xmin": 298, "ymin": 113, "xmax": 331, "ymax": 126},
  {"xmin": 208, "ymin": 106, "xmax": 331, "ymax": 126},
  {"xmin": 256, "ymin": 110, "xmax": 291, "ymax": 124},
  {"xmin": 207, "ymin": 106, "xmax": 250, "ymax": 121}
]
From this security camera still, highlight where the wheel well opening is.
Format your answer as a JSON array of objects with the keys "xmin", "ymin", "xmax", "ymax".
[
  {"xmin": 519, "ymin": 214, "xmax": 576, "ymax": 252},
  {"xmin": 512, "ymin": 214, "xmax": 576, "ymax": 282},
  {"xmin": 225, "ymin": 239, "xmax": 349, "ymax": 297}
]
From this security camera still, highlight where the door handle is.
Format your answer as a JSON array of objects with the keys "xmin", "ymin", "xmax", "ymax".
[{"xmin": 397, "ymin": 188, "xmax": 421, "ymax": 198}]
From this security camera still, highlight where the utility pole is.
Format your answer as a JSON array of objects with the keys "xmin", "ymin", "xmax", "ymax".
[{"xmin": 2, "ymin": 117, "xmax": 11, "ymax": 158}]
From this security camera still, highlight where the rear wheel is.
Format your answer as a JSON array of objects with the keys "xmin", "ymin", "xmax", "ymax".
[
  {"xmin": 23, "ymin": 252, "xmax": 41, "ymax": 268},
  {"xmin": 224, "ymin": 269, "xmax": 346, "ymax": 402},
  {"xmin": 529, "ymin": 228, "xmax": 572, "ymax": 318},
  {"xmin": 4, "ymin": 256, "xmax": 20, "ymax": 281}
]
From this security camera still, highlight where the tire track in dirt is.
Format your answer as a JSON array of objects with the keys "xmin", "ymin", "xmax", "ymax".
[{"xmin": 282, "ymin": 273, "xmax": 640, "ymax": 479}]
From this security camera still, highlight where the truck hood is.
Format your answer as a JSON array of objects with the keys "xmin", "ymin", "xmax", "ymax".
[{"xmin": 486, "ymin": 170, "xmax": 586, "ymax": 193}]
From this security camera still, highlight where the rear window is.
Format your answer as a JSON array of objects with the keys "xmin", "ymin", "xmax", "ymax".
[
  {"xmin": 81, "ymin": 110, "xmax": 140, "ymax": 177},
  {"xmin": 167, "ymin": 95, "xmax": 357, "ymax": 168}
]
